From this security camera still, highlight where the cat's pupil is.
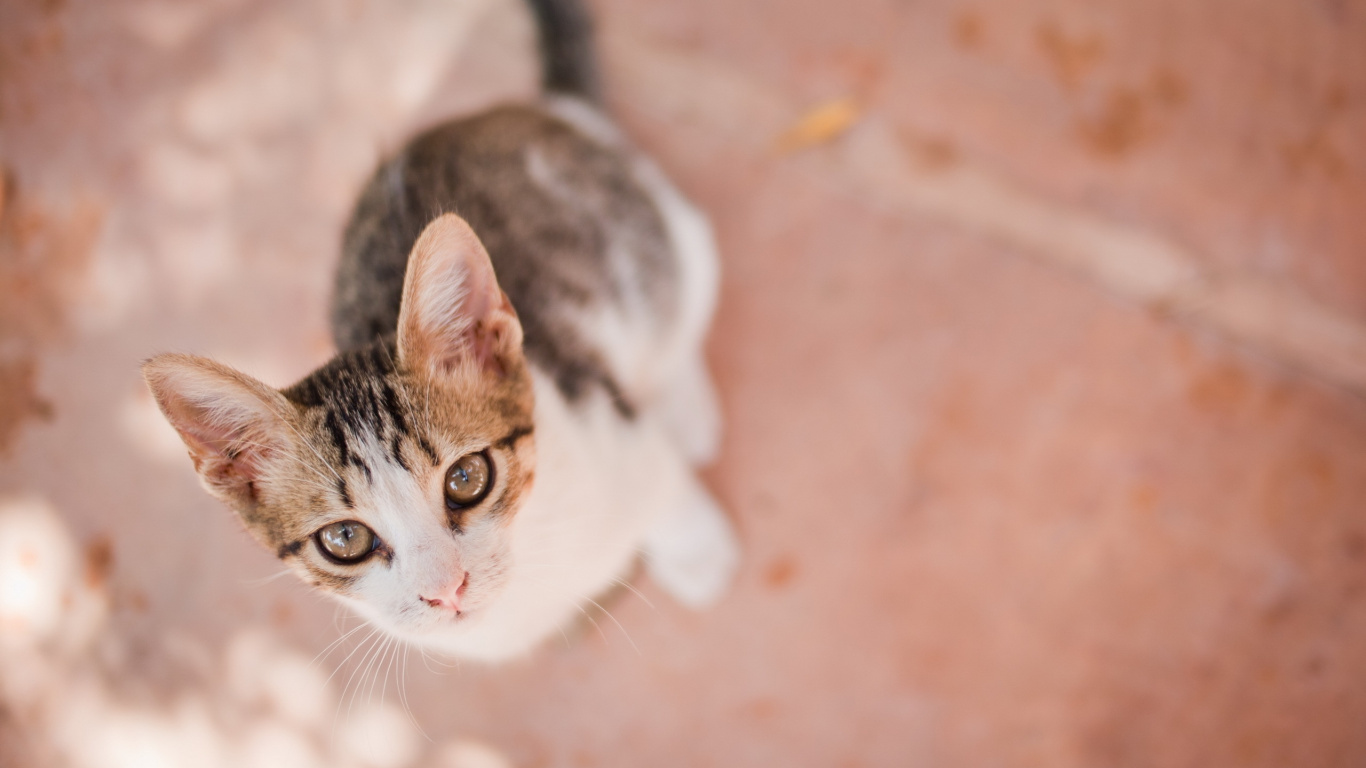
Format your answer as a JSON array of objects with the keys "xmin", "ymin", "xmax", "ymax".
[
  {"xmin": 316, "ymin": 520, "xmax": 376, "ymax": 563},
  {"xmin": 445, "ymin": 452, "xmax": 492, "ymax": 507}
]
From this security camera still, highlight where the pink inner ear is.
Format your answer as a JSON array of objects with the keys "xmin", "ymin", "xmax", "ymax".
[
  {"xmin": 397, "ymin": 213, "xmax": 522, "ymax": 377},
  {"xmin": 143, "ymin": 354, "xmax": 293, "ymax": 500},
  {"xmin": 170, "ymin": 399, "xmax": 276, "ymax": 478}
]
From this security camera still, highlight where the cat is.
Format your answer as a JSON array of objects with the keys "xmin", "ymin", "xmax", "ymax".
[{"xmin": 142, "ymin": 0, "xmax": 738, "ymax": 662}]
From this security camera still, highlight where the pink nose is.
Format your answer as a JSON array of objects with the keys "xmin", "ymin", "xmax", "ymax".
[{"xmin": 419, "ymin": 573, "xmax": 468, "ymax": 613}]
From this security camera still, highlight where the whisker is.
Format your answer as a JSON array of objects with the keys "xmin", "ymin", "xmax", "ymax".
[
  {"xmin": 607, "ymin": 576, "xmax": 657, "ymax": 613},
  {"xmin": 329, "ymin": 627, "xmax": 381, "ymax": 727},
  {"xmin": 419, "ymin": 646, "xmax": 460, "ymax": 674},
  {"xmin": 350, "ymin": 632, "xmax": 390, "ymax": 721},
  {"xmin": 580, "ymin": 595, "xmax": 641, "ymax": 656},
  {"xmin": 341, "ymin": 635, "xmax": 376, "ymax": 723},
  {"xmin": 329, "ymin": 603, "xmax": 349, "ymax": 634},
  {"xmin": 513, "ymin": 571, "xmax": 641, "ymax": 656},
  {"xmin": 323, "ymin": 626, "xmax": 380, "ymax": 691},
  {"xmin": 240, "ymin": 568, "xmax": 295, "ymax": 587},
  {"xmin": 396, "ymin": 641, "xmax": 434, "ymax": 743},
  {"xmin": 370, "ymin": 635, "xmax": 396, "ymax": 709},
  {"xmin": 365, "ymin": 635, "xmax": 392, "ymax": 711},
  {"xmin": 377, "ymin": 635, "xmax": 398, "ymax": 708},
  {"xmin": 310, "ymin": 621, "xmax": 368, "ymax": 669}
]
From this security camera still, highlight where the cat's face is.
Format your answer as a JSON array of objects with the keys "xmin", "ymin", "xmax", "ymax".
[{"xmin": 144, "ymin": 215, "xmax": 537, "ymax": 641}]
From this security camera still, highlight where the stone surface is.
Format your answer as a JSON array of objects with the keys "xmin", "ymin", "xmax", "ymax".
[{"xmin": 2, "ymin": 0, "xmax": 1365, "ymax": 766}]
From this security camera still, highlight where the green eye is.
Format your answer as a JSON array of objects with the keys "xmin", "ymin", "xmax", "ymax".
[
  {"xmin": 315, "ymin": 520, "xmax": 378, "ymax": 564},
  {"xmin": 444, "ymin": 452, "xmax": 492, "ymax": 508}
]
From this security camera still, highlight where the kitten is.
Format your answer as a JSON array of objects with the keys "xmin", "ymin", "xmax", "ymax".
[{"xmin": 142, "ymin": 0, "xmax": 738, "ymax": 662}]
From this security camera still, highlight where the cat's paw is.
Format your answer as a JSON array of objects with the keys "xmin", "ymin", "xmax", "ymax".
[{"xmin": 642, "ymin": 479, "xmax": 740, "ymax": 608}]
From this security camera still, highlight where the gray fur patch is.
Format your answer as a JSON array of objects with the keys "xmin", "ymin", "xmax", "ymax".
[{"xmin": 331, "ymin": 105, "xmax": 675, "ymax": 415}]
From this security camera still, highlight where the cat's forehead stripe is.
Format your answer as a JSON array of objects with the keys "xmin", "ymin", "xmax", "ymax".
[
  {"xmin": 389, "ymin": 433, "xmax": 409, "ymax": 472},
  {"xmin": 418, "ymin": 434, "xmax": 440, "ymax": 467},
  {"xmin": 323, "ymin": 408, "xmax": 352, "ymax": 468},
  {"xmin": 380, "ymin": 379, "xmax": 409, "ymax": 435},
  {"xmin": 336, "ymin": 477, "xmax": 354, "ymax": 508},
  {"xmin": 286, "ymin": 338, "xmax": 428, "ymax": 485}
]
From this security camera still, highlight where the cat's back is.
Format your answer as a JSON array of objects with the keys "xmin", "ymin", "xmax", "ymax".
[{"xmin": 333, "ymin": 100, "xmax": 711, "ymax": 411}]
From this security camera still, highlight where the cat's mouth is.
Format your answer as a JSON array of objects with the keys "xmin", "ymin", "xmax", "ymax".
[{"xmin": 415, "ymin": 603, "xmax": 481, "ymax": 634}]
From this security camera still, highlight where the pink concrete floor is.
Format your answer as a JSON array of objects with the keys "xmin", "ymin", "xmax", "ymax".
[{"xmin": 2, "ymin": 0, "xmax": 1366, "ymax": 766}]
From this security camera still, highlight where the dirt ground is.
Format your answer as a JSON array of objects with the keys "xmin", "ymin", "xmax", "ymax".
[{"xmin": 2, "ymin": 0, "xmax": 1366, "ymax": 766}]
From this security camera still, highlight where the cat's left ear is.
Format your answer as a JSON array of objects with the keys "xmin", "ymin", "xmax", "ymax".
[{"xmin": 397, "ymin": 213, "xmax": 524, "ymax": 379}]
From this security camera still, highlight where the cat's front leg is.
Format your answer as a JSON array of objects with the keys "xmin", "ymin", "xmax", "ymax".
[
  {"xmin": 655, "ymin": 354, "xmax": 723, "ymax": 466},
  {"xmin": 641, "ymin": 469, "xmax": 740, "ymax": 608}
]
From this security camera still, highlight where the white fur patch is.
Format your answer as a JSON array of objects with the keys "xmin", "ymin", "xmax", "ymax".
[
  {"xmin": 412, "ymin": 371, "xmax": 690, "ymax": 660},
  {"xmin": 641, "ymin": 472, "xmax": 740, "ymax": 608}
]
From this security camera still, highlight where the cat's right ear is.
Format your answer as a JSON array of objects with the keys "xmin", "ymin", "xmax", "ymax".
[
  {"xmin": 141, "ymin": 354, "xmax": 296, "ymax": 508},
  {"xmin": 397, "ymin": 214, "xmax": 525, "ymax": 380}
]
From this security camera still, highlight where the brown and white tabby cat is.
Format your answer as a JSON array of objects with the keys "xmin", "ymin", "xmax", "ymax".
[{"xmin": 142, "ymin": 0, "xmax": 738, "ymax": 662}]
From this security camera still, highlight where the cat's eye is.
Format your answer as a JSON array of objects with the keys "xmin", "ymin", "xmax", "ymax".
[
  {"xmin": 444, "ymin": 451, "xmax": 492, "ymax": 508},
  {"xmin": 315, "ymin": 520, "xmax": 378, "ymax": 564}
]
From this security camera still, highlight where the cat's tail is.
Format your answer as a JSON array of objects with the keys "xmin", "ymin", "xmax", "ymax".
[{"xmin": 523, "ymin": 0, "xmax": 602, "ymax": 103}]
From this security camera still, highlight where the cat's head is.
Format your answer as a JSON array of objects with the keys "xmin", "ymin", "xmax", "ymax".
[{"xmin": 143, "ymin": 214, "xmax": 537, "ymax": 641}]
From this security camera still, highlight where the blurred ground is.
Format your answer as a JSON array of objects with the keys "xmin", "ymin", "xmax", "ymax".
[{"xmin": 2, "ymin": 0, "xmax": 1366, "ymax": 766}]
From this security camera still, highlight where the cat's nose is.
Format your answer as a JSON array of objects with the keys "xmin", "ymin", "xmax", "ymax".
[{"xmin": 419, "ymin": 572, "xmax": 468, "ymax": 613}]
